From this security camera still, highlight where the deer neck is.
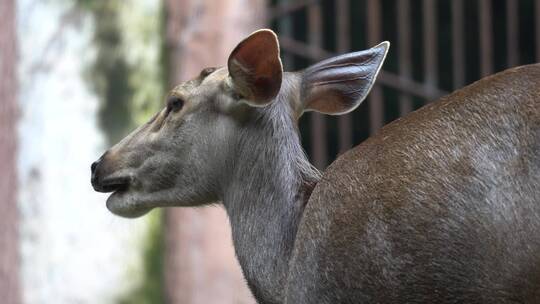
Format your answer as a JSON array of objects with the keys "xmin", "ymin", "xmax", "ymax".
[{"xmin": 221, "ymin": 81, "xmax": 320, "ymax": 303}]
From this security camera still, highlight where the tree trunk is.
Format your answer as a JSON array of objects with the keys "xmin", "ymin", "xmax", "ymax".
[
  {"xmin": 163, "ymin": 1, "xmax": 265, "ymax": 303},
  {"xmin": 0, "ymin": 0, "xmax": 20, "ymax": 303}
]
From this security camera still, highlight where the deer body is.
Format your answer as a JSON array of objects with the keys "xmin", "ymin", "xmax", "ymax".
[
  {"xmin": 91, "ymin": 30, "xmax": 540, "ymax": 303},
  {"xmin": 287, "ymin": 65, "xmax": 540, "ymax": 303}
]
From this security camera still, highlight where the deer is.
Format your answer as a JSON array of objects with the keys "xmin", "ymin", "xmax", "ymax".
[{"xmin": 91, "ymin": 29, "xmax": 540, "ymax": 303}]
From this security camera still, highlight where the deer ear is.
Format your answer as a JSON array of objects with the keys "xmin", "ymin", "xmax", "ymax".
[
  {"xmin": 227, "ymin": 29, "xmax": 283, "ymax": 107},
  {"xmin": 301, "ymin": 42, "xmax": 389, "ymax": 115}
]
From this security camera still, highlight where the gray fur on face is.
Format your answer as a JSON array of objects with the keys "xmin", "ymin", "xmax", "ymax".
[{"xmin": 103, "ymin": 68, "xmax": 235, "ymax": 216}]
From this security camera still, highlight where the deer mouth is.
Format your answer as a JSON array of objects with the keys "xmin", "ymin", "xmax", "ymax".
[
  {"xmin": 106, "ymin": 187, "xmax": 151, "ymax": 218},
  {"xmin": 92, "ymin": 177, "xmax": 130, "ymax": 193}
]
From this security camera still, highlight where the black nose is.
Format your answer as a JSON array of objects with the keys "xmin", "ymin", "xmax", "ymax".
[
  {"xmin": 91, "ymin": 160, "xmax": 100, "ymax": 185},
  {"xmin": 91, "ymin": 153, "xmax": 106, "ymax": 186},
  {"xmin": 91, "ymin": 153, "xmax": 130, "ymax": 193},
  {"xmin": 91, "ymin": 161, "xmax": 98, "ymax": 174}
]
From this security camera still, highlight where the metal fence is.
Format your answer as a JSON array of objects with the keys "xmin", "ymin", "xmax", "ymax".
[{"xmin": 268, "ymin": 0, "xmax": 540, "ymax": 169}]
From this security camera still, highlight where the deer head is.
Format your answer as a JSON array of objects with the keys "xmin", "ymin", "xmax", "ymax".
[{"xmin": 91, "ymin": 29, "xmax": 389, "ymax": 218}]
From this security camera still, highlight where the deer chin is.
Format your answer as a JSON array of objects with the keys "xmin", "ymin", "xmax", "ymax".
[{"xmin": 106, "ymin": 190, "xmax": 153, "ymax": 218}]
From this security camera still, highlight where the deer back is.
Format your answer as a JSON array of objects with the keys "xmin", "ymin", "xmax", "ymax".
[{"xmin": 286, "ymin": 64, "xmax": 540, "ymax": 303}]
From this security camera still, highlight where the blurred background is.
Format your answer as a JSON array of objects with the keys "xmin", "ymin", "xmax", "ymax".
[{"xmin": 1, "ymin": 0, "xmax": 539, "ymax": 303}]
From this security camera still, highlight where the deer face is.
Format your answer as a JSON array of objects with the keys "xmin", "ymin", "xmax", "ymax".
[{"xmin": 91, "ymin": 29, "xmax": 388, "ymax": 218}]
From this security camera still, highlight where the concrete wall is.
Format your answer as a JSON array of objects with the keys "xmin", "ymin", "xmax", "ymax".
[{"xmin": 0, "ymin": 0, "xmax": 20, "ymax": 302}]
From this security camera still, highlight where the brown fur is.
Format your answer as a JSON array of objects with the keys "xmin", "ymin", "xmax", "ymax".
[{"xmin": 286, "ymin": 64, "xmax": 540, "ymax": 303}]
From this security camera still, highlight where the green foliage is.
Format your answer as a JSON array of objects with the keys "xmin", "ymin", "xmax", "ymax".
[
  {"xmin": 75, "ymin": 0, "xmax": 164, "ymax": 145},
  {"xmin": 119, "ymin": 0, "xmax": 166, "ymax": 122},
  {"xmin": 159, "ymin": 3, "xmax": 171, "ymax": 90},
  {"xmin": 116, "ymin": 211, "xmax": 165, "ymax": 304},
  {"xmin": 73, "ymin": 1, "xmax": 166, "ymax": 302},
  {"xmin": 76, "ymin": 1, "xmax": 134, "ymax": 145}
]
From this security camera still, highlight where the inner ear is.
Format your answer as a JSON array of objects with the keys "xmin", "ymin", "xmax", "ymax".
[
  {"xmin": 227, "ymin": 29, "xmax": 283, "ymax": 106},
  {"xmin": 301, "ymin": 41, "xmax": 390, "ymax": 115}
]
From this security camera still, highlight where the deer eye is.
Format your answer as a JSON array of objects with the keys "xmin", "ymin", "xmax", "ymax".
[
  {"xmin": 200, "ymin": 67, "xmax": 217, "ymax": 78},
  {"xmin": 167, "ymin": 96, "xmax": 184, "ymax": 113}
]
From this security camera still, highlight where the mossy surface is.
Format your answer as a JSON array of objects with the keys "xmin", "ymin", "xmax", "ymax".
[
  {"xmin": 74, "ymin": 1, "xmax": 166, "ymax": 302},
  {"xmin": 117, "ymin": 211, "xmax": 165, "ymax": 304},
  {"xmin": 74, "ymin": 0, "xmax": 164, "ymax": 145}
]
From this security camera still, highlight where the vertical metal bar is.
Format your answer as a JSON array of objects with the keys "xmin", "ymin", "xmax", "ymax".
[
  {"xmin": 398, "ymin": 0, "xmax": 413, "ymax": 116},
  {"xmin": 336, "ymin": 0, "xmax": 350, "ymax": 60},
  {"xmin": 452, "ymin": 0, "xmax": 465, "ymax": 89},
  {"xmin": 536, "ymin": 0, "xmax": 540, "ymax": 61},
  {"xmin": 506, "ymin": 0, "xmax": 519, "ymax": 67},
  {"xmin": 336, "ymin": 0, "xmax": 353, "ymax": 153},
  {"xmin": 367, "ymin": 0, "xmax": 384, "ymax": 135},
  {"xmin": 308, "ymin": 2, "xmax": 328, "ymax": 168},
  {"xmin": 423, "ymin": 0, "xmax": 438, "ymax": 96},
  {"xmin": 479, "ymin": 0, "xmax": 493, "ymax": 76},
  {"xmin": 277, "ymin": 0, "xmax": 294, "ymax": 69}
]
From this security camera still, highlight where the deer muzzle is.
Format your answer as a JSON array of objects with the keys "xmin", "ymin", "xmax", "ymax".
[{"xmin": 91, "ymin": 151, "xmax": 131, "ymax": 193}]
